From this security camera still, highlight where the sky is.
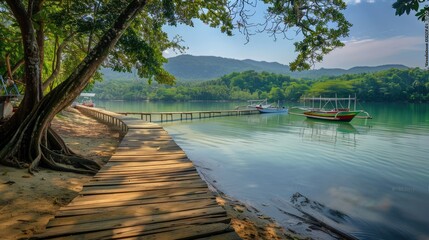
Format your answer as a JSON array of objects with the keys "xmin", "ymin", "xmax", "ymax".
[{"xmin": 163, "ymin": 0, "xmax": 425, "ymax": 69}]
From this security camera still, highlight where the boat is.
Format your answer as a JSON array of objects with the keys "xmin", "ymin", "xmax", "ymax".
[
  {"xmin": 292, "ymin": 95, "xmax": 371, "ymax": 122},
  {"xmin": 303, "ymin": 109, "xmax": 360, "ymax": 122},
  {"xmin": 82, "ymin": 99, "xmax": 95, "ymax": 107},
  {"xmin": 256, "ymin": 101, "xmax": 288, "ymax": 114},
  {"xmin": 257, "ymin": 106, "xmax": 288, "ymax": 113},
  {"xmin": 80, "ymin": 93, "xmax": 96, "ymax": 107},
  {"xmin": 247, "ymin": 99, "xmax": 272, "ymax": 109}
]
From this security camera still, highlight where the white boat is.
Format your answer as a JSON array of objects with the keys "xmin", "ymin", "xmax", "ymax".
[
  {"xmin": 257, "ymin": 106, "xmax": 288, "ymax": 113},
  {"xmin": 256, "ymin": 101, "xmax": 288, "ymax": 114}
]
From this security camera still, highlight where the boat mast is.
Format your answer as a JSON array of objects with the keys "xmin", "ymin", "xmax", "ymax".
[
  {"xmin": 348, "ymin": 95, "xmax": 351, "ymax": 110},
  {"xmin": 335, "ymin": 94, "xmax": 338, "ymax": 110},
  {"xmin": 354, "ymin": 93, "xmax": 357, "ymax": 111}
]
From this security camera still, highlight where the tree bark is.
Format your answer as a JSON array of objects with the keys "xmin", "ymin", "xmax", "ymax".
[
  {"xmin": 1, "ymin": 0, "xmax": 42, "ymax": 148},
  {"xmin": 0, "ymin": 0, "xmax": 148, "ymax": 174}
]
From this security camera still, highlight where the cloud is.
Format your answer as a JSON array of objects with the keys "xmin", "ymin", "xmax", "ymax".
[
  {"xmin": 317, "ymin": 36, "xmax": 422, "ymax": 68},
  {"xmin": 344, "ymin": 0, "xmax": 375, "ymax": 4}
]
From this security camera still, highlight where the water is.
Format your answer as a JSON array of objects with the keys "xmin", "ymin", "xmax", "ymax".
[{"xmin": 97, "ymin": 101, "xmax": 429, "ymax": 240}]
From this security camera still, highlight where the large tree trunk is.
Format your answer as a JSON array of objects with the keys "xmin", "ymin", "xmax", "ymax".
[{"xmin": 0, "ymin": 0, "xmax": 148, "ymax": 174}]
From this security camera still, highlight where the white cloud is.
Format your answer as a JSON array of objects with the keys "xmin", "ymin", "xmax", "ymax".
[
  {"xmin": 344, "ymin": 0, "xmax": 376, "ymax": 4},
  {"xmin": 317, "ymin": 36, "xmax": 422, "ymax": 69}
]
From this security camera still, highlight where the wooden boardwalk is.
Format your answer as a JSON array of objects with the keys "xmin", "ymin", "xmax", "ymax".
[
  {"xmin": 33, "ymin": 106, "xmax": 240, "ymax": 240},
  {"xmin": 118, "ymin": 109, "xmax": 260, "ymax": 122}
]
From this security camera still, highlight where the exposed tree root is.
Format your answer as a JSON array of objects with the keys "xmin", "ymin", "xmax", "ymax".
[{"xmin": 41, "ymin": 145, "xmax": 101, "ymax": 174}]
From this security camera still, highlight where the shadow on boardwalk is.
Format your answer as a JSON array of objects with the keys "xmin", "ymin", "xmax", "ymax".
[{"xmin": 32, "ymin": 106, "xmax": 240, "ymax": 240}]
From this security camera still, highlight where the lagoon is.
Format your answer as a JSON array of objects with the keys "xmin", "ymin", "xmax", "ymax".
[{"xmin": 97, "ymin": 101, "xmax": 429, "ymax": 240}]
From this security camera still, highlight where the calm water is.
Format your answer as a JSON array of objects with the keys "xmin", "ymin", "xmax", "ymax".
[{"xmin": 97, "ymin": 101, "xmax": 429, "ymax": 240}]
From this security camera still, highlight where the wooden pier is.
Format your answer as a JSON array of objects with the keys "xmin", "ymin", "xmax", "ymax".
[
  {"xmin": 118, "ymin": 109, "xmax": 260, "ymax": 122},
  {"xmin": 33, "ymin": 106, "xmax": 240, "ymax": 240}
]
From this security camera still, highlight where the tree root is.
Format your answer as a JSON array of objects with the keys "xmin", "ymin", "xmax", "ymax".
[
  {"xmin": 41, "ymin": 145, "xmax": 101, "ymax": 174},
  {"xmin": 47, "ymin": 127, "xmax": 76, "ymax": 155}
]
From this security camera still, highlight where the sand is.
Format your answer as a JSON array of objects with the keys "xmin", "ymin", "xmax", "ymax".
[{"xmin": 0, "ymin": 108, "xmax": 299, "ymax": 240}]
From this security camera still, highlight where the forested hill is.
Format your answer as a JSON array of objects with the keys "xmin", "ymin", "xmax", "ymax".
[
  {"xmin": 162, "ymin": 55, "xmax": 408, "ymax": 81},
  {"xmin": 92, "ymin": 68, "xmax": 429, "ymax": 103}
]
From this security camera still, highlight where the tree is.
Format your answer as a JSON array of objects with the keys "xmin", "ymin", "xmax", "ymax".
[
  {"xmin": 392, "ymin": 0, "xmax": 428, "ymax": 21},
  {"xmin": 0, "ymin": 0, "xmax": 352, "ymax": 174}
]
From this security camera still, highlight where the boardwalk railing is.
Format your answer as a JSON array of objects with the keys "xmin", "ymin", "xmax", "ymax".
[
  {"xmin": 33, "ymin": 105, "xmax": 241, "ymax": 239},
  {"xmin": 118, "ymin": 109, "xmax": 260, "ymax": 122}
]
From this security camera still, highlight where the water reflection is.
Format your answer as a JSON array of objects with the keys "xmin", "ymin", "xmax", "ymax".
[
  {"xmin": 100, "ymin": 101, "xmax": 429, "ymax": 240},
  {"xmin": 295, "ymin": 118, "xmax": 358, "ymax": 146}
]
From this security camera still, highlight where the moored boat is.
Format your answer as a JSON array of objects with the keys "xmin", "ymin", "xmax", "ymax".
[
  {"xmin": 292, "ymin": 95, "xmax": 371, "ymax": 122},
  {"xmin": 80, "ymin": 93, "xmax": 96, "ymax": 107},
  {"xmin": 257, "ymin": 106, "xmax": 288, "ymax": 114},
  {"xmin": 256, "ymin": 101, "xmax": 288, "ymax": 114},
  {"xmin": 303, "ymin": 109, "xmax": 360, "ymax": 122}
]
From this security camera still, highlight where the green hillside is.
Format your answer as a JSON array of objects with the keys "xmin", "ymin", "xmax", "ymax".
[{"xmin": 92, "ymin": 68, "xmax": 429, "ymax": 103}]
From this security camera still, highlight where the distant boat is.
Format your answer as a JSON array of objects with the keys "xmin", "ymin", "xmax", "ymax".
[
  {"xmin": 257, "ymin": 106, "xmax": 288, "ymax": 114},
  {"xmin": 293, "ymin": 95, "xmax": 371, "ymax": 122},
  {"xmin": 247, "ymin": 99, "xmax": 272, "ymax": 109},
  {"xmin": 80, "ymin": 93, "xmax": 96, "ymax": 107},
  {"xmin": 256, "ymin": 101, "xmax": 288, "ymax": 114}
]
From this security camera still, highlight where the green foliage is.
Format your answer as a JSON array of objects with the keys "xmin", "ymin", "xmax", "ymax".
[
  {"xmin": 393, "ymin": 0, "xmax": 428, "ymax": 21},
  {"xmin": 93, "ymin": 68, "xmax": 429, "ymax": 103},
  {"xmin": 264, "ymin": 0, "xmax": 352, "ymax": 70}
]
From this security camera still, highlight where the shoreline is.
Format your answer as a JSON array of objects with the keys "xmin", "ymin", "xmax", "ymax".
[{"xmin": 0, "ymin": 108, "xmax": 296, "ymax": 240}]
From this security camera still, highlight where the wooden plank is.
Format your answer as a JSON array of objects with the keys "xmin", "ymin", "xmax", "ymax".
[
  {"xmin": 49, "ymin": 215, "xmax": 231, "ymax": 240},
  {"xmin": 91, "ymin": 171, "xmax": 199, "ymax": 181},
  {"xmin": 36, "ymin": 207, "xmax": 227, "ymax": 238},
  {"xmin": 93, "ymin": 170, "xmax": 198, "ymax": 180},
  {"xmin": 105, "ymin": 159, "xmax": 190, "ymax": 167},
  {"xmin": 93, "ymin": 167, "xmax": 197, "ymax": 177},
  {"xmin": 98, "ymin": 162, "xmax": 195, "ymax": 172},
  {"xmin": 125, "ymin": 129, "xmax": 169, "ymax": 135},
  {"xmin": 80, "ymin": 182, "xmax": 207, "ymax": 195},
  {"xmin": 118, "ymin": 140, "xmax": 178, "ymax": 147},
  {"xmin": 121, "ymin": 223, "xmax": 233, "ymax": 240},
  {"xmin": 68, "ymin": 189, "xmax": 211, "ymax": 206},
  {"xmin": 121, "ymin": 119, "xmax": 162, "ymax": 127},
  {"xmin": 54, "ymin": 198, "xmax": 217, "ymax": 218},
  {"xmin": 113, "ymin": 149, "xmax": 185, "ymax": 156},
  {"xmin": 85, "ymin": 175, "xmax": 202, "ymax": 186},
  {"xmin": 60, "ymin": 194, "xmax": 215, "ymax": 211},
  {"xmin": 108, "ymin": 154, "xmax": 188, "ymax": 162},
  {"xmin": 115, "ymin": 145, "xmax": 183, "ymax": 153},
  {"xmin": 82, "ymin": 179, "xmax": 206, "ymax": 191}
]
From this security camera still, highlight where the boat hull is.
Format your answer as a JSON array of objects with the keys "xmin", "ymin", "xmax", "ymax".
[
  {"xmin": 303, "ymin": 111, "xmax": 359, "ymax": 122},
  {"xmin": 257, "ymin": 107, "xmax": 288, "ymax": 114}
]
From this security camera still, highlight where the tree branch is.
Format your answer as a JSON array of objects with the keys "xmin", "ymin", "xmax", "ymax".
[{"xmin": 42, "ymin": 34, "xmax": 74, "ymax": 91}]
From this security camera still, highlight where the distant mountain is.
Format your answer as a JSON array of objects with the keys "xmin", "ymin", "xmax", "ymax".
[
  {"xmin": 291, "ymin": 64, "xmax": 409, "ymax": 79},
  {"xmin": 163, "ymin": 55, "xmax": 408, "ymax": 81},
  {"xmin": 163, "ymin": 55, "xmax": 291, "ymax": 81},
  {"xmin": 100, "ymin": 55, "xmax": 409, "ymax": 81}
]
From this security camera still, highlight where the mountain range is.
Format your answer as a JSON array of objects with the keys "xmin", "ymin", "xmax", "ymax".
[{"xmin": 101, "ymin": 54, "xmax": 409, "ymax": 81}]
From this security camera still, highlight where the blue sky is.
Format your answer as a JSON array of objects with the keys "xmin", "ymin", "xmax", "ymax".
[{"xmin": 163, "ymin": 0, "xmax": 424, "ymax": 69}]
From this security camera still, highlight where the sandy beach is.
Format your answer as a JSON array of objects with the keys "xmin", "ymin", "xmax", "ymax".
[{"xmin": 0, "ymin": 108, "xmax": 299, "ymax": 240}]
